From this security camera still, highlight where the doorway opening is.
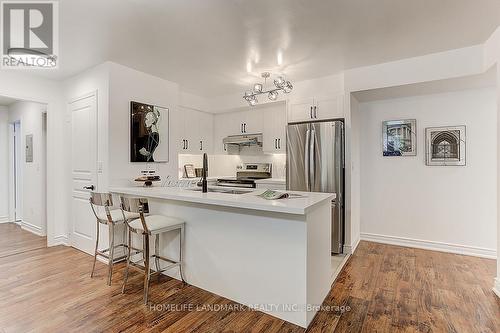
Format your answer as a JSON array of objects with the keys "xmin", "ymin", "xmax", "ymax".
[{"xmin": 1, "ymin": 98, "xmax": 48, "ymax": 257}]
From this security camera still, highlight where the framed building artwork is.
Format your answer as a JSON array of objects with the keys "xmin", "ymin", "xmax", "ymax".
[
  {"xmin": 130, "ymin": 101, "xmax": 169, "ymax": 163},
  {"xmin": 425, "ymin": 126, "xmax": 466, "ymax": 166},
  {"xmin": 382, "ymin": 119, "xmax": 417, "ymax": 156}
]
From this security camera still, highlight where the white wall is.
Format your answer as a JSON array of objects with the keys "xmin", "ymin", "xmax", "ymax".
[
  {"xmin": 108, "ymin": 62, "xmax": 180, "ymax": 186},
  {"xmin": 8, "ymin": 101, "xmax": 48, "ymax": 235},
  {"xmin": 359, "ymin": 88, "xmax": 497, "ymax": 257},
  {"xmin": 0, "ymin": 106, "xmax": 8, "ymax": 222}
]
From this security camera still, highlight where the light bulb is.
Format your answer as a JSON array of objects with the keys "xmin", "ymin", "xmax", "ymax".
[
  {"xmin": 283, "ymin": 81, "xmax": 293, "ymax": 93},
  {"xmin": 268, "ymin": 90, "xmax": 278, "ymax": 101},
  {"xmin": 274, "ymin": 76, "xmax": 285, "ymax": 88},
  {"xmin": 253, "ymin": 83, "xmax": 263, "ymax": 93},
  {"xmin": 249, "ymin": 96, "xmax": 258, "ymax": 106}
]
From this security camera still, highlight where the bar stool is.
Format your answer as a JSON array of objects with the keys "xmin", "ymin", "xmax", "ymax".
[
  {"xmin": 89, "ymin": 192, "xmax": 140, "ymax": 285},
  {"xmin": 120, "ymin": 196, "xmax": 186, "ymax": 304}
]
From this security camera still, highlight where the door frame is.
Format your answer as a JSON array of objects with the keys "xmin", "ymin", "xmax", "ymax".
[
  {"xmin": 8, "ymin": 121, "xmax": 22, "ymax": 224},
  {"xmin": 0, "ymin": 90, "xmax": 54, "ymax": 246}
]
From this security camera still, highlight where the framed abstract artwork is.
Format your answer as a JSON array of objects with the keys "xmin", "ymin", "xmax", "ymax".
[
  {"xmin": 382, "ymin": 119, "xmax": 416, "ymax": 156},
  {"xmin": 425, "ymin": 126, "xmax": 466, "ymax": 166},
  {"xmin": 130, "ymin": 101, "xmax": 169, "ymax": 163}
]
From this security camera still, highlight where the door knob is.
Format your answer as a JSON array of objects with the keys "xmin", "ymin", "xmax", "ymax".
[{"xmin": 83, "ymin": 185, "xmax": 95, "ymax": 191}]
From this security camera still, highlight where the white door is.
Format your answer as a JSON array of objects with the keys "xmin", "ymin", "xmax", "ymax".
[{"xmin": 69, "ymin": 93, "xmax": 97, "ymax": 254}]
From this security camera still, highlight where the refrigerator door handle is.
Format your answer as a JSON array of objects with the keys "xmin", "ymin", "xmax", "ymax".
[
  {"xmin": 304, "ymin": 128, "xmax": 311, "ymax": 191},
  {"xmin": 309, "ymin": 128, "xmax": 315, "ymax": 190}
]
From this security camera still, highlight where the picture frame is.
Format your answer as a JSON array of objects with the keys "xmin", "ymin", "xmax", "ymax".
[
  {"xmin": 382, "ymin": 119, "xmax": 416, "ymax": 156},
  {"xmin": 130, "ymin": 101, "xmax": 169, "ymax": 163},
  {"xmin": 425, "ymin": 126, "xmax": 466, "ymax": 166}
]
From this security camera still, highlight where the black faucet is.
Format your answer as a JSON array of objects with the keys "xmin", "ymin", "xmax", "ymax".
[{"xmin": 202, "ymin": 153, "xmax": 208, "ymax": 193}]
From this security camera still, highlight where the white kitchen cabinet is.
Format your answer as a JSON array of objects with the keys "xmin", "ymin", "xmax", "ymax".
[
  {"xmin": 177, "ymin": 106, "xmax": 213, "ymax": 154},
  {"xmin": 287, "ymin": 95, "xmax": 344, "ymax": 123},
  {"xmin": 213, "ymin": 108, "xmax": 264, "ymax": 153},
  {"xmin": 213, "ymin": 112, "xmax": 238, "ymax": 153},
  {"xmin": 241, "ymin": 108, "xmax": 263, "ymax": 134},
  {"xmin": 263, "ymin": 104, "xmax": 287, "ymax": 153},
  {"xmin": 288, "ymin": 97, "xmax": 314, "ymax": 123}
]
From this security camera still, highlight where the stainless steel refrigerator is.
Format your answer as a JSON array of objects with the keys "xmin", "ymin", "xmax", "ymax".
[{"xmin": 286, "ymin": 120, "xmax": 345, "ymax": 254}]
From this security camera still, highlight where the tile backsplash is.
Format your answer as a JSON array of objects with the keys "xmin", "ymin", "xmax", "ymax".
[{"xmin": 178, "ymin": 154, "xmax": 286, "ymax": 179}]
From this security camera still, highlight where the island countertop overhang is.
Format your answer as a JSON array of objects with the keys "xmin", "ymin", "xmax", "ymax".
[{"xmin": 109, "ymin": 186, "xmax": 335, "ymax": 215}]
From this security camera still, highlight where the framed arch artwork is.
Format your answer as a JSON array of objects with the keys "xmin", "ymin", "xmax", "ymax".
[{"xmin": 425, "ymin": 126, "xmax": 466, "ymax": 166}]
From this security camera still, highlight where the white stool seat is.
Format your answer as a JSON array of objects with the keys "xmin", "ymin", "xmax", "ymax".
[
  {"xmin": 129, "ymin": 215, "xmax": 184, "ymax": 233},
  {"xmin": 97, "ymin": 209, "xmax": 140, "ymax": 222}
]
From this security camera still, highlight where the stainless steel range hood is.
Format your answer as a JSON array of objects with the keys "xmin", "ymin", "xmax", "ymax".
[
  {"xmin": 222, "ymin": 133, "xmax": 263, "ymax": 154},
  {"xmin": 223, "ymin": 133, "xmax": 263, "ymax": 146}
]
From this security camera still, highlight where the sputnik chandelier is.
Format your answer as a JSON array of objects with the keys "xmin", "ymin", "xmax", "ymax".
[{"xmin": 243, "ymin": 72, "xmax": 293, "ymax": 106}]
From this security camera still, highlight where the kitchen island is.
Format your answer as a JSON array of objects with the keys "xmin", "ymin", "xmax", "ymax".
[{"xmin": 110, "ymin": 186, "xmax": 335, "ymax": 328}]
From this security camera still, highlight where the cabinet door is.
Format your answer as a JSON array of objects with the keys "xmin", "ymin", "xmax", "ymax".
[
  {"xmin": 198, "ymin": 111, "xmax": 214, "ymax": 153},
  {"xmin": 263, "ymin": 104, "xmax": 286, "ymax": 153},
  {"xmin": 213, "ymin": 112, "xmax": 239, "ymax": 153},
  {"xmin": 242, "ymin": 108, "xmax": 263, "ymax": 134},
  {"xmin": 287, "ymin": 97, "xmax": 314, "ymax": 123},
  {"xmin": 314, "ymin": 95, "xmax": 344, "ymax": 120}
]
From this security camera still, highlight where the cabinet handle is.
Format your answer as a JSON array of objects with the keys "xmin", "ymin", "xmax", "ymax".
[
  {"xmin": 186, "ymin": 140, "xmax": 189, "ymax": 150},
  {"xmin": 314, "ymin": 106, "xmax": 317, "ymax": 118},
  {"xmin": 274, "ymin": 139, "xmax": 277, "ymax": 149},
  {"xmin": 244, "ymin": 123, "xmax": 247, "ymax": 133},
  {"xmin": 200, "ymin": 140, "xmax": 203, "ymax": 151},
  {"xmin": 241, "ymin": 124, "xmax": 244, "ymax": 133},
  {"xmin": 182, "ymin": 139, "xmax": 185, "ymax": 149},
  {"xmin": 278, "ymin": 138, "xmax": 281, "ymax": 149},
  {"xmin": 310, "ymin": 106, "xmax": 313, "ymax": 119}
]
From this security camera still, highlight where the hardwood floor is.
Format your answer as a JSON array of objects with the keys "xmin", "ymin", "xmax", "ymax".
[
  {"xmin": 0, "ymin": 223, "xmax": 46, "ymax": 258},
  {"xmin": 0, "ymin": 226, "xmax": 498, "ymax": 332}
]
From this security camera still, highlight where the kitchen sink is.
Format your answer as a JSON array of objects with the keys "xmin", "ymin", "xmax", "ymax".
[{"xmin": 186, "ymin": 187, "xmax": 252, "ymax": 195}]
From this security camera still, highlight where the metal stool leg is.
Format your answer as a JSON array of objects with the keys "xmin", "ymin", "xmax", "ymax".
[
  {"xmin": 155, "ymin": 234, "xmax": 161, "ymax": 282},
  {"xmin": 143, "ymin": 233, "xmax": 151, "ymax": 304},
  {"xmin": 91, "ymin": 219, "xmax": 100, "ymax": 278},
  {"xmin": 107, "ymin": 223, "xmax": 115, "ymax": 286},
  {"xmin": 122, "ymin": 229, "xmax": 132, "ymax": 294},
  {"xmin": 179, "ymin": 225, "xmax": 186, "ymax": 283}
]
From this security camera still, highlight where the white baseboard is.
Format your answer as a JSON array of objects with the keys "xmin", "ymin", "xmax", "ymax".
[
  {"xmin": 0, "ymin": 216, "xmax": 9, "ymax": 223},
  {"xmin": 52, "ymin": 234, "xmax": 69, "ymax": 246},
  {"xmin": 343, "ymin": 236, "xmax": 360, "ymax": 255},
  {"xmin": 493, "ymin": 278, "xmax": 500, "ymax": 299},
  {"xmin": 360, "ymin": 232, "xmax": 496, "ymax": 259},
  {"xmin": 21, "ymin": 221, "xmax": 46, "ymax": 237}
]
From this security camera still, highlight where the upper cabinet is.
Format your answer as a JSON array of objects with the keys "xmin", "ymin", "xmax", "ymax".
[
  {"xmin": 287, "ymin": 95, "xmax": 344, "ymax": 123},
  {"xmin": 262, "ymin": 104, "xmax": 286, "ymax": 153},
  {"xmin": 177, "ymin": 106, "xmax": 214, "ymax": 154},
  {"xmin": 213, "ymin": 108, "xmax": 264, "ymax": 153}
]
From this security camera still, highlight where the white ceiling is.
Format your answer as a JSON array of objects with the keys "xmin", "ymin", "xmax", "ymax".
[
  {"xmin": 0, "ymin": 95, "xmax": 19, "ymax": 106},
  {"xmin": 22, "ymin": 0, "xmax": 500, "ymax": 96},
  {"xmin": 353, "ymin": 67, "xmax": 497, "ymax": 102}
]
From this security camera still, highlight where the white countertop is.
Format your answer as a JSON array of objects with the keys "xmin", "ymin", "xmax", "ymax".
[
  {"xmin": 254, "ymin": 178, "xmax": 286, "ymax": 185},
  {"xmin": 109, "ymin": 186, "xmax": 334, "ymax": 215}
]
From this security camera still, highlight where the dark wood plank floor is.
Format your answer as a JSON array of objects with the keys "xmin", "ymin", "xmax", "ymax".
[{"xmin": 0, "ymin": 224, "xmax": 498, "ymax": 332}]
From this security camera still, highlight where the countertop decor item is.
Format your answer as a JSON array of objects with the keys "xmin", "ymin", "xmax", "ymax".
[
  {"xmin": 134, "ymin": 170, "xmax": 161, "ymax": 187},
  {"xmin": 382, "ymin": 119, "xmax": 417, "ymax": 156},
  {"xmin": 425, "ymin": 125, "xmax": 466, "ymax": 166},
  {"xmin": 184, "ymin": 164, "xmax": 196, "ymax": 178}
]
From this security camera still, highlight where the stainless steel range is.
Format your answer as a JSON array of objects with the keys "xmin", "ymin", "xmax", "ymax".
[{"xmin": 216, "ymin": 163, "xmax": 272, "ymax": 188}]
